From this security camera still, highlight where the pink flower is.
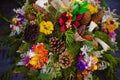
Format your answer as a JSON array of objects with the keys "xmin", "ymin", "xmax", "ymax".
[{"xmin": 109, "ymin": 32, "xmax": 116, "ymax": 39}]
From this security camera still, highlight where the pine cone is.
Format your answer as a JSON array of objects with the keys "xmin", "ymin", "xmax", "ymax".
[
  {"xmin": 80, "ymin": 12, "xmax": 91, "ymax": 25},
  {"xmin": 78, "ymin": 25, "xmax": 87, "ymax": 36},
  {"xmin": 32, "ymin": 4, "xmax": 48, "ymax": 15},
  {"xmin": 49, "ymin": 37, "xmax": 66, "ymax": 54},
  {"xmin": 59, "ymin": 51, "xmax": 73, "ymax": 69},
  {"xmin": 92, "ymin": 9, "xmax": 105, "ymax": 23},
  {"xmin": 24, "ymin": 24, "xmax": 40, "ymax": 42},
  {"xmin": 25, "ymin": 13, "xmax": 36, "ymax": 21},
  {"xmin": 32, "ymin": 4, "xmax": 50, "ymax": 21}
]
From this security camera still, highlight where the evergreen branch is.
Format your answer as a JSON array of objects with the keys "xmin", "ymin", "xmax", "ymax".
[{"xmin": 0, "ymin": 14, "xmax": 12, "ymax": 23}]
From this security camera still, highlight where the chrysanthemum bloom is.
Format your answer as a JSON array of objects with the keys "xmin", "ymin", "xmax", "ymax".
[
  {"xmin": 87, "ymin": 4, "xmax": 98, "ymax": 14},
  {"xmin": 39, "ymin": 21, "xmax": 54, "ymax": 35},
  {"xmin": 23, "ymin": 43, "xmax": 48, "ymax": 69}
]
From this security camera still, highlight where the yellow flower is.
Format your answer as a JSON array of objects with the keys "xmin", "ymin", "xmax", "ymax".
[
  {"xmin": 92, "ymin": 56, "xmax": 98, "ymax": 70},
  {"xmin": 106, "ymin": 18, "xmax": 112, "ymax": 24},
  {"xmin": 103, "ymin": 18, "xmax": 119, "ymax": 33},
  {"xmin": 93, "ymin": 65, "xmax": 98, "ymax": 70},
  {"xmin": 40, "ymin": 21, "xmax": 54, "ymax": 35},
  {"xmin": 87, "ymin": 4, "xmax": 98, "ymax": 14},
  {"xmin": 107, "ymin": 25, "xmax": 115, "ymax": 33},
  {"xmin": 114, "ymin": 22, "xmax": 119, "ymax": 28},
  {"xmin": 29, "ymin": 56, "xmax": 39, "ymax": 66},
  {"xmin": 92, "ymin": 56, "xmax": 98, "ymax": 62}
]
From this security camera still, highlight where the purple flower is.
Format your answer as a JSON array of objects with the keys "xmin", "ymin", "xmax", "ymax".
[
  {"xmin": 17, "ymin": 13, "xmax": 25, "ymax": 24},
  {"xmin": 17, "ymin": 13, "xmax": 24, "ymax": 19},
  {"xmin": 109, "ymin": 32, "xmax": 116, "ymax": 39},
  {"xmin": 78, "ymin": 54, "xmax": 84, "ymax": 61},
  {"xmin": 23, "ymin": 56, "xmax": 30, "ymax": 65},
  {"xmin": 77, "ymin": 61, "xmax": 87, "ymax": 71}
]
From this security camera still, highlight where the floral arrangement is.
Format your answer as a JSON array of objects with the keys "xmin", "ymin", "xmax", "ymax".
[{"xmin": 1, "ymin": 0, "xmax": 120, "ymax": 80}]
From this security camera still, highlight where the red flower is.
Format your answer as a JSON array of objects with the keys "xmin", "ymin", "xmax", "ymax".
[
  {"xmin": 59, "ymin": 12, "xmax": 72, "ymax": 32},
  {"xmin": 73, "ymin": 14, "xmax": 84, "ymax": 27},
  {"xmin": 59, "ymin": 12, "xmax": 84, "ymax": 32}
]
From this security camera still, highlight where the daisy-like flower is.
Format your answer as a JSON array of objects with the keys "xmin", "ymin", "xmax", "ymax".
[
  {"xmin": 21, "ymin": 43, "xmax": 49, "ymax": 69},
  {"xmin": 102, "ymin": 18, "xmax": 119, "ymax": 33},
  {"xmin": 40, "ymin": 21, "xmax": 54, "ymax": 35}
]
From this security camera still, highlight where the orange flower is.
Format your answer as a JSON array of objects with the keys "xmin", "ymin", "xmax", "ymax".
[
  {"xmin": 29, "ymin": 43, "xmax": 48, "ymax": 69},
  {"xmin": 77, "ymin": 74, "xmax": 83, "ymax": 79}
]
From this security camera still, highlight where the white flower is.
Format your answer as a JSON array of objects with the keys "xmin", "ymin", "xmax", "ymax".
[
  {"xmin": 20, "ymin": 53, "xmax": 27, "ymax": 58},
  {"xmin": 81, "ymin": 45, "xmax": 92, "ymax": 53},
  {"xmin": 13, "ymin": 8, "xmax": 25, "ymax": 15},
  {"xmin": 98, "ymin": 60, "xmax": 110, "ymax": 70},
  {"xmin": 80, "ymin": 45, "xmax": 92, "ymax": 63},
  {"xmin": 27, "ymin": 50, "xmax": 35, "ymax": 58},
  {"xmin": 94, "ymin": 50, "xmax": 105, "ymax": 58},
  {"xmin": 17, "ymin": 61, "xmax": 24, "ymax": 65},
  {"xmin": 102, "ymin": 8, "xmax": 119, "ymax": 23}
]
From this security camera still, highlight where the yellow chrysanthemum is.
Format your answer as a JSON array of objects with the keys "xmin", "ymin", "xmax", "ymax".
[
  {"xmin": 40, "ymin": 21, "xmax": 54, "ymax": 35},
  {"xmin": 87, "ymin": 4, "xmax": 98, "ymax": 14},
  {"xmin": 29, "ymin": 56, "xmax": 39, "ymax": 66}
]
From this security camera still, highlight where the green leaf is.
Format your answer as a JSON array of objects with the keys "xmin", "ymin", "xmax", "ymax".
[
  {"xmin": 38, "ymin": 73, "xmax": 51, "ymax": 80},
  {"xmin": 65, "ymin": 29, "xmax": 75, "ymax": 47},
  {"xmin": 95, "ymin": 31, "xmax": 110, "ymax": 44},
  {"xmin": 67, "ymin": 42, "xmax": 80, "ymax": 56},
  {"xmin": 79, "ymin": 8, "xmax": 89, "ymax": 14},
  {"xmin": 72, "ymin": 4, "xmax": 80, "ymax": 21},
  {"xmin": 83, "ymin": 40, "xmax": 96, "ymax": 50},
  {"xmin": 19, "ymin": 43, "xmax": 31, "ymax": 52},
  {"xmin": 24, "ymin": 5, "xmax": 35, "ymax": 14},
  {"xmin": 44, "ymin": 43, "xmax": 51, "ymax": 50},
  {"xmin": 8, "ymin": 39, "xmax": 22, "ymax": 56},
  {"xmin": 35, "ymin": 33, "xmax": 46, "ymax": 43},
  {"xmin": 100, "ymin": 0, "xmax": 107, "ymax": 8},
  {"xmin": 79, "ymin": 1, "xmax": 89, "ymax": 14},
  {"xmin": 0, "ymin": 14, "xmax": 12, "ymax": 23},
  {"xmin": 72, "ymin": 4, "xmax": 79, "ymax": 16},
  {"xmin": 36, "ymin": 12, "xmax": 43, "ymax": 24},
  {"xmin": 81, "ymin": 1, "xmax": 88, "ymax": 8}
]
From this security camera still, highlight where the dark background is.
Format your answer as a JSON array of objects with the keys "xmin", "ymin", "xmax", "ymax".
[{"xmin": 0, "ymin": 0, "xmax": 120, "ymax": 80}]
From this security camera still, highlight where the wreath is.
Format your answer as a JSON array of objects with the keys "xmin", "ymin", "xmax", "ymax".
[{"xmin": 1, "ymin": 0, "xmax": 120, "ymax": 80}]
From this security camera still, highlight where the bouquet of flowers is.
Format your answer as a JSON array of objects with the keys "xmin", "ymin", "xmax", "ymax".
[{"xmin": 1, "ymin": 0, "xmax": 120, "ymax": 80}]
